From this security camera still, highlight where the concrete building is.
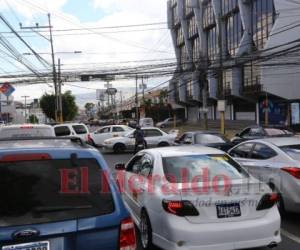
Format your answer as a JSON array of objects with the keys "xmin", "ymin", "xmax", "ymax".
[{"xmin": 167, "ymin": 0, "xmax": 300, "ymax": 126}]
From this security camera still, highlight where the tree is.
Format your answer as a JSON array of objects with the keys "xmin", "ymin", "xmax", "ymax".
[
  {"xmin": 84, "ymin": 102, "xmax": 95, "ymax": 118},
  {"xmin": 29, "ymin": 114, "xmax": 39, "ymax": 124},
  {"xmin": 40, "ymin": 91, "xmax": 78, "ymax": 121}
]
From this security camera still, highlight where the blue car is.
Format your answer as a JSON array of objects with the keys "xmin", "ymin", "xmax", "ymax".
[{"xmin": 0, "ymin": 137, "xmax": 136, "ymax": 250}]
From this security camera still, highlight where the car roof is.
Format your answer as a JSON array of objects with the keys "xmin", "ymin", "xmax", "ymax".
[
  {"xmin": 1, "ymin": 124, "xmax": 53, "ymax": 129},
  {"xmin": 184, "ymin": 130, "xmax": 220, "ymax": 135},
  {"xmin": 143, "ymin": 146, "xmax": 224, "ymax": 157},
  {"xmin": 0, "ymin": 138, "xmax": 87, "ymax": 150},
  {"xmin": 54, "ymin": 123, "xmax": 86, "ymax": 127},
  {"xmin": 251, "ymin": 137, "xmax": 300, "ymax": 147}
]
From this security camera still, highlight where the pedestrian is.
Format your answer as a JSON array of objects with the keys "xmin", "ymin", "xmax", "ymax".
[{"xmin": 134, "ymin": 126, "xmax": 146, "ymax": 153}]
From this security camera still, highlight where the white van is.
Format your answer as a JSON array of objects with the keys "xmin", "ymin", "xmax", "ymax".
[
  {"xmin": 0, "ymin": 124, "xmax": 55, "ymax": 138},
  {"xmin": 139, "ymin": 118, "xmax": 154, "ymax": 127},
  {"xmin": 54, "ymin": 123, "xmax": 90, "ymax": 142}
]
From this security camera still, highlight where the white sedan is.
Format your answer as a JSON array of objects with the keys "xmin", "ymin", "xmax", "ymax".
[
  {"xmin": 89, "ymin": 125, "xmax": 132, "ymax": 147},
  {"xmin": 115, "ymin": 146, "xmax": 281, "ymax": 250},
  {"xmin": 103, "ymin": 127, "xmax": 176, "ymax": 153}
]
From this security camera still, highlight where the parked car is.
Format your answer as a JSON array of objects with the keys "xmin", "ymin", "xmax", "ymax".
[
  {"xmin": 0, "ymin": 137, "xmax": 136, "ymax": 250},
  {"xmin": 90, "ymin": 125, "xmax": 133, "ymax": 147},
  {"xmin": 115, "ymin": 146, "xmax": 281, "ymax": 250},
  {"xmin": 103, "ymin": 127, "xmax": 176, "ymax": 153},
  {"xmin": 139, "ymin": 118, "xmax": 154, "ymax": 128},
  {"xmin": 156, "ymin": 117, "xmax": 183, "ymax": 128},
  {"xmin": 231, "ymin": 125, "xmax": 294, "ymax": 145},
  {"xmin": 228, "ymin": 137, "xmax": 300, "ymax": 213},
  {"xmin": 54, "ymin": 123, "xmax": 90, "ymax": 142},
  {"xmin": 0, "ymin": 124, "xmax": 55, "ymax": 138},
  {"xmin": 176, "ymin": 131, "xmax": 234, "ymax": 152}
]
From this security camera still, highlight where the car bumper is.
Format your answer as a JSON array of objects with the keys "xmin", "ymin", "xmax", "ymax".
[
  {"xmin": 102, "ymin": 145, "xmax": 114, "ymax": 153},
  {"xmin": 153, "ymin": 207, "xmax": 281, "ymax": 250}
]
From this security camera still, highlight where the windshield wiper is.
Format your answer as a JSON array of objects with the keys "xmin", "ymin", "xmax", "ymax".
[{"xmin": 33, "ymin": 205, "xmax": 93, "ymax": 213}]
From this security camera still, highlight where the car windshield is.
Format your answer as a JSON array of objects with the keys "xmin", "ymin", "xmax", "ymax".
[
  {"xmin": 195, "ymin": 134, "xmax": 227, "ymax": 144},
  {"xmin": 280, "ymin": 144, "xmax": 300, "ymax": 161},
  {"xmin": 0, "ymin": 128, "xmax": 54, "ymax": 138},
  {"xmin": 162, "ymin": 154, "xmax": 248, "ymax": 183},
  {"xmin": 0, "ymin": 158, "xmax": 114, "ymax": 227}
]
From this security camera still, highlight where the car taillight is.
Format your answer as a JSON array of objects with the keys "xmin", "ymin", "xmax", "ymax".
[
  {"xmin": 281, "ymin": 167, "xmax": 300, "ymax": 179},
  {"xmin": 119, "ymin": 217, "xmax": 136, "ymax": 250},
  {"xmin": 256, "ymin": 193, "xmax": 279, "ymax": 211},
  {"xmin": 162, "ymin": 200, "xmax": 199, "ymax": 216}
]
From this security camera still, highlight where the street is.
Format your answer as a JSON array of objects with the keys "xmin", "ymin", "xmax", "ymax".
[{"xmin": 102, "ymin": 151, "xmax": 300, "ymax": 250}]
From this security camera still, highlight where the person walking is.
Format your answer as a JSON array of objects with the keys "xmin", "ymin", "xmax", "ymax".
[{"xmin": 134, "ymin": 126, "xmax": 146, "ymax": 153}]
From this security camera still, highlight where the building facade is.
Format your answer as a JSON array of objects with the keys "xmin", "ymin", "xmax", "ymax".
[{"xmin": 167, "ymin": 0, "xmax": 300, "ymax": 126}]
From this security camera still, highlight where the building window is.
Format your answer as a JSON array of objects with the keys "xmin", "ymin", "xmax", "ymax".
[
  {"xmin": 176, "ymin": 27, "xmax": 184, "ymax": 46},
  {"xmin": 222, "ymin": 70, "xmax": 232, "ymax": 92},
  {"xmin": 243, "ymin": 63, "xmax": 261, "ymax": 87},
  {"xmin": 252, "ymin": 0, "xmax": 275, "ymax": 50},
  {"xmin": 187, "ymin": 80, "xmax": 193, "ymax": 98},
  {"xmin": 203, "ymin": 1, "xmax": 215, "ymax": 29},
  {"xmin": 207, "ymin": 26, "xmax": 218, "ymax": 61},
  {"xmin": 188, "ymin": 15, "xmax": 198, "ymax": 38},
  {"xmin": 222, "ymin": 0, "xmax": 239, "ymax": 16},
  {"xmin": 180, "ymin": 45, "xmax": 189, "ymax": 69},
  {"xmin": 226, "ymin": 12, "xmax": 243, "ymax": 56},
  {"xmin": 172, "ymin": 5, "xmax": 179, "ymax": 26},
  {"xmin": 192, "ymin": 37, "xmax": 200, "ymax": 63},
  {"xmin": 184, "ymin": 0, "xmax": 193, "ymax": 16}
]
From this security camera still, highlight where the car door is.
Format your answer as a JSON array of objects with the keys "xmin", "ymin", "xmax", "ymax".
[
  {"xmin": 144, "ymin": 129, "xmax": 164, "ymax": 147},
  {"xmin": 229, "ymin": 142, "xmax": 255, "ymax": 173},
  {"xmin": 123, "ymin": 154, "xmax": 144, "ymax": 219},
  {"xmin": 135, "ymin": 154, "xmax": 154, "ymax": 219},
  {"xmin": 244, "ymin": 143, "xmax": 278, "ymax": 183},
  {"xmin": 93, "ymin": 126, "xmax": 111, "ymax": 145},
  {"xmin": 112, "ymin": 126, "xmax": 126, "ymax": 137}
]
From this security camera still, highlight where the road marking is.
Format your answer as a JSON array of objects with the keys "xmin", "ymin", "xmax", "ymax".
[{"xmin": 281, "ymin": 229, "xmax": 300, "ymax": 244}]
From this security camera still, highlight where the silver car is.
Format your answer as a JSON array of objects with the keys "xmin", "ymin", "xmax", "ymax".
[
  {"xmin": 228, "ymin": 137, "xmax": 300, "ymax": 213},
  {"xmin": 103, "ymin": 127, "xmax": 176, "ymax": 153},
  {"xmin": 115, "ymin": 146, "xmax": 281, "ymax": 250}
]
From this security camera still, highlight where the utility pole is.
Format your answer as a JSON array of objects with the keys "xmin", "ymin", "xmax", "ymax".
[
  {"xmin": 135, "ymin": 75, "xmax": 139, "ymax": 123},
  {"xmin": 265, "ymin": 92, "xmax": 269, "ymax": 126},
  {"xmin": 22, "ymin": 95, "xmax": 29, "ymax": 123},
  {"xmin": 20, "ymin": 13, "xmax": 58, "ymax": 122},
  {"xmin": 57, "ymin": 58, "xmax": 63, "ymax": 123}
]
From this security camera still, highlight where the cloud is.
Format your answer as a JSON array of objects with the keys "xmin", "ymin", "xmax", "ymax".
[{"xmin": 2, "ymin": 0, "xmax": 174, "ymax": 104}]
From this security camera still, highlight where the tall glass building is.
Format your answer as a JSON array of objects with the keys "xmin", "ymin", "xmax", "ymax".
[{"xmin": 167, "ymin": 0, "xmax": 300, "ymax": 126}]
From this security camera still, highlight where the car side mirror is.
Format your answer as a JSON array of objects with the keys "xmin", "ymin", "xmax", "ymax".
[{"xmin": 115, "ymin": 163, "xmax": 125, "ymax": 171}]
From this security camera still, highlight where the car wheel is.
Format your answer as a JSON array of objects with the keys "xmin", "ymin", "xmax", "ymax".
[
  {"xmin": 113, "ymin": 143, "xmax": 126, "ymax": 154},
  {"xmin": 140, "ymin": 210, "xmax": 153, "ymax": 250},
  {"xmin": 158, "ymin": 142, "xmax": 169, "ymax": 147}
]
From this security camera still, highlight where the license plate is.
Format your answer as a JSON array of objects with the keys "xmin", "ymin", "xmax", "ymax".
[
  {"xmin": 2, "ymin": 241, "xmax": 49, "ymax": 250},
  {"xmin": 216, "ymin": 203, "xmax": 241, "ymax": 218}
]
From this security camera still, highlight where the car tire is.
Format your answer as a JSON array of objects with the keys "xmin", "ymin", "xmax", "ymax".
[
  {"xmin": 158, "ymin": 142, "xmax": 169, "ymax": 147},
  {"xmin": 140, "ymin": 210, "xmax": 154, "ymax": 250},
  {"xmin": 113, "ymin": 143, "xmax": 126, "ymax": 154}
]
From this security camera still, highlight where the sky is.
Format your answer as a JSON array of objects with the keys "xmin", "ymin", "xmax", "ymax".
[{"xmin": 0, "ymin": 0, "xmax": 175, "ymax": 106}]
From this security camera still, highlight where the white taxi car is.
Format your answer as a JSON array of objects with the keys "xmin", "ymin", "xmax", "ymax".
[{"xmin": 115, "ymin": 146, "xmax": 281, "ymax": 250}]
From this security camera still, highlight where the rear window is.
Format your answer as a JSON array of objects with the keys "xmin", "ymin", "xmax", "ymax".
[
  {"xmin": 55, "ymin": 126, "xmax": 71, "ymax": 136},
  {"xmin": 0, "ymin": 128, "xmax": 54, "ymax": 138},
  {"xmin": 280, "ymin": 144, "xmax": 300, "ymax": 161},
  {"xmin": 162, "ymin": 154, "xmax": 248, "ymax": 183},
  {"xmin": 195, "ymin": 134, "xmax": 227, "ymax": 144},
  {"xmin": 72, "ymin": 125, "xmax": 88, "ymax": 135},
  {"xmin": 0, "ymin": 158, "xmax": 114, "ymax": 227}
]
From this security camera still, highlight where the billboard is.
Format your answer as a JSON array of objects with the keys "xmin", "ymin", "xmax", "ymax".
[{"xmin": 0, "ymin": 83, "xmax": 15, "ymax": 97}]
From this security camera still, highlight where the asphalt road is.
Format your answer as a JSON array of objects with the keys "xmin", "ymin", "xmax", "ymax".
[{"xmin": 101, "ymin": 151, "xmax": 300, "ymax": 250}]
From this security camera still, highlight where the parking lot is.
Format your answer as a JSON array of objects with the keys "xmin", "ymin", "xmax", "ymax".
[{"xmin": 102, "ymin": 151, "xmax": 300, "ymax": 250}]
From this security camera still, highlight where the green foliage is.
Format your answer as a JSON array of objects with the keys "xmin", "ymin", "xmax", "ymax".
[
  {"xmin": 40, "ymin": 91, "xmax": 78, "ymax": 121},
  {"xmin": 29, "ymin": 114, "xmax": 39, "ymax": 124}
]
